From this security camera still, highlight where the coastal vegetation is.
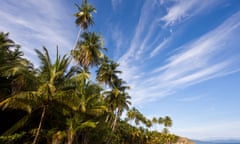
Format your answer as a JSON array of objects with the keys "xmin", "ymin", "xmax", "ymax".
[{"xmin": 0, "ymin": 0, "xmax": 179, "ymax": 143}]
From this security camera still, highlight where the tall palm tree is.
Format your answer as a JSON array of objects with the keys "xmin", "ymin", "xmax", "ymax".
[
  {"xmin": 73, "ymin": 0, "xmax": 96, "ymax": 52},
  {"xmin": 111, "ymin": 91, "xmax": 131, "ymax": 129},
  {"xmin": 104, "ymin": 78, "xmax": 131, "ymax": 144},
  {"xmin": 71, "ymin": 32, "xmax": 106, "ymax": 69},
  {"xmin": 32, "ymin": 47, "xmax": 83, "ymax": 144},
  {"xmin": 74, "ymin": 0, "xmax": 96, "ymax": 31},
  {"xmin": 163, "ymin": 116, "xmax": 172, "ymax": 128},
  {"xmin": 102, "ymin": 77, "xmax": 129, "ymax": 127},
  {"xmin": 105, "ymin": 86, "xmax": 131, "ymax": 130}
]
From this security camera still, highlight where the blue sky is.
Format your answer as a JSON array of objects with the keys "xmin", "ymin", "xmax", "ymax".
[{"xmin": 1, "ymin": 0, "xmax": 240, "ymax": 140}]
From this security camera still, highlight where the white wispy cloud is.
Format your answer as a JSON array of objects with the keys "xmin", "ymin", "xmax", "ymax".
[
  {"xmin": 161, "ymin": 0, "xmax": 198, "ymax": 26},
  {"xmin": 150, "ymin": 37, "xmax": 170, "ymax": 58},
  {"xmin": 161, "ymin": 0, "xmax": 215, "ymax": 27},
  {"xmin": 0, "ymin": 0, "xmax": 75, "ymax": 65},
  {"xmin": 118, "ymin": 0, "xmax": 216, "ymax": 65},
  {"xmin": 118, "ymin": 0, "xmax": 160, "ymax": 64},
  {"xmin": 119, "ymin": 10, "xmax": 240, "ymax": 106}
]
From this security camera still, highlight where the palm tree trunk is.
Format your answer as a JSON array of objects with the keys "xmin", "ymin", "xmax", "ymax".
[
  {"xmin": 105, "ymin": 115, "xmax": 110, "ymax": 123},
  {"xmin": 67, "ymin": 130, "xmax": 73, "ymax": 144},
  {"xmin": 67, "ymin": 122, "xmax": 73, "ymax": 144},
  {"xmin": 72, "ymin": 29, "xmax": 81, "ymax": 50},
  {"xmin": 33, "ymin": 106, "xmax": 46, "ymax": 144},
  {"xmin": 106, "ymin": 109, "xmax": 121, "ymax": 144},
  {"xmin": 83, "ymin": 129, "xmax": 88, "ymax": 144},
  {"xmin": 111, "ymin": 115, "xmax": 117, "ymax": 131},
  {"xmin": 111, "ymin": 109, "xmax": 121, "ymax": 131}
]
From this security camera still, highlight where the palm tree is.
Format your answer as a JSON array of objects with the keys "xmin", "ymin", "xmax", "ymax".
[
  {"xmin": 0, "ymin": 33, "xmax": 38, "ymax": 144},
  {"xmin": 152, "ymin": 117, "xmax": 158, "ymax": 130},
  {"xmin": 32, "ymin": 47, "xmax": 77, "ymax": 144},
  {"xmin": 96, "ymin": 57, "xmax": 122, "ymax": 88},
  {"xmin": 162, "ymin": 127, "xmax": 169, "ymax": 134},
  {"xmin": 152, "ymin": 117, "xmax": 158, "ymax": 124},
  {"xmin": 73, "ymin": 0, "xmax": 96, "ymax": 52},
  {"xmin": 111, "ymin": 91, "xmax": 131, "ymax": 129},
  {"xmin": 158, "ymin": 117, "xmax": 164, "ymax": 125},
  {"xmin": 127, "ymin": 108, "xmax": 139, "ymax": 126},
  {"xmin": 127, "ymin": 107, "xmax": 149, "ymax": 127},
  {"xmin": 64, "ymin": 69, "xmax": 107, "ymax": 144},
  {"xmin": 0, "ymin": 32, "xmax": 29, "ymax": 97},
  {"xmin": 0, "ymin": 32, "xmax": 20, "ymax": 50},
  {"xmin": 127, "ymin": 108, "xmax": 137, "ymax": 123},
  {"xmin": 145, "ymin": 120, "xmax": 152, "ymax": 129},
  {"xmin": 104, "ymin": 78, "xmax": 131, "ymax": 129},
  {"xmin": 74, "ymin": 0, "xmax": 96, "ymax": 31},
  {"xmin": 104, "ymin": 78, "xmax": 131, "ymax": 144},
  {"xmin": 158, "ymin": 116, "xmax": 172, "ymax": 134},
  {"xmin": 71, "ymin": 32, "xmax": 106, "ymax": 69},
  {"xmin": 0, "ymin": 47, "xmax": 79, "ymax": 143},
  {"xmin": 164, "ymin": 116, "xmax": 172, "ymax": 128}
]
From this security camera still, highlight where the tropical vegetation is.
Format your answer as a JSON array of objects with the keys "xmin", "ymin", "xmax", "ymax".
[{"xmin": 0, "ymin": 0, "xmax": 179, "ymax": 143}]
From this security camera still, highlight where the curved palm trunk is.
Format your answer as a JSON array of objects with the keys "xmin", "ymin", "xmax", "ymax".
[
  {"xmin": 67, "ymin": 121, "xmax": 74, "ymax": 144},
  {"xmin": 111, "ymin": 109, "xmax": 121, "ymax": 131},
  {"xmin": 72, "ymin": 29, "xmax": 82, "ymax": 51},
  {"xmin": 105, "ymin": 115, "xmax": 110, "ymax": 123},
  {"xmin": 111, "ymin": 114, "xmax": 118, "ymax": 132},
  {"xmin": 33, "ymin": 106, "xmax": 46, "ymax": 144},
  {"xmin": 105, "ymin": 109, "xmax": 121, "ymax": 144},
  {"xmin": 67, "ymin": 130, "xmax": 73, "ymax": 144}
]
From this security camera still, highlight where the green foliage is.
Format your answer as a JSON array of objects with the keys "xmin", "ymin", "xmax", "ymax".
[
  {"xmin": 74, "ymin": 0, "xmax": 96, "ymax": 30},
  {"xmin": 71, "ymin": 32, "xmax": 106, "ymax": 69},
  {"xmin": 0, "ymin": 0, "xmax": 180, "ymax": 143}
]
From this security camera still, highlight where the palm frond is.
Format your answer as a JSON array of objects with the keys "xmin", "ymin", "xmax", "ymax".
[
  {"xmin": 86, "ymin": 105, "xmax": 107, "ymax": 116},
  {"xmin": 75, "ymin": 121, "xmax": 97, "ymax": 132},
  {"xmin": 35, "ymin": 47, "xmax": 52, "ymax": 80},
  {"xmin": 0, "ymin": 91, "xmax": 39, "ymax": 113}
]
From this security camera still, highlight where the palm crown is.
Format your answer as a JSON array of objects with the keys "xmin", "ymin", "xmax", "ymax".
[
  {"xmin": 74, "ymin": 0, "xmax": 96, "ymax": 31},
  {"xmin": 71, "ymin": 32, "xmax": 106, "ymax": 69}
]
